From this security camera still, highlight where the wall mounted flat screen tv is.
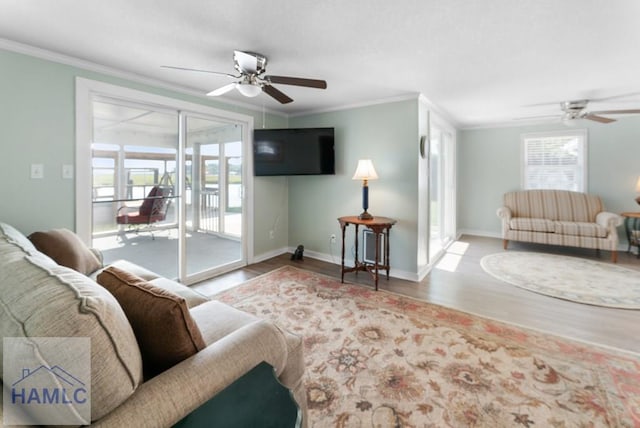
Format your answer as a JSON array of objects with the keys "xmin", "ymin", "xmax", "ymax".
[{"xmin": 253, "ymin": 127, "xmax": 335, "ymax": 176}]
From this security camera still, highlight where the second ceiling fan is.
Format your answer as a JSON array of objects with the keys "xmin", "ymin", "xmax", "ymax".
[
  {"xmin": 557, "ymin": 99, "xmax": 640, "ymax": 124},
  {"xmin": 517, "ymin": 93, "xmax": 640, "ymax": 124},
  {"xmin": 162, "ymin": 50, "xmax": 327, "ymax": 104}
]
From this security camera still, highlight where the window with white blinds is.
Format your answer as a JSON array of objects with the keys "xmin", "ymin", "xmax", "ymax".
[{"xmin": 521, "ymin": 130, "xmax": 587, "ymax": 191}]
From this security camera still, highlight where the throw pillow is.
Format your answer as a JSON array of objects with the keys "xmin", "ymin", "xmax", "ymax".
[
  {"xmin": 97, "ymin": 266, "xmax": 206, "ymax": 379},
  {"xmin": 28, "ymin": 228, "xmax": 102, "ymax": 275}
]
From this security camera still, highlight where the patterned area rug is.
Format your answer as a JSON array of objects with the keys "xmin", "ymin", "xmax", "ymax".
[
  {"xmin": 481, "ymin": 252, "xmax": 640, "ymax": 309},
  {"xmin": 214, "ymin": 266, "xmax": 640, "ymax": 427}
]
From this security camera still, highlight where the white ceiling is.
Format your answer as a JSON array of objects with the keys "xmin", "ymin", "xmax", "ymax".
[{"xmin": 2, "ymin": 0, "xmax": 640, "ymax": 128}]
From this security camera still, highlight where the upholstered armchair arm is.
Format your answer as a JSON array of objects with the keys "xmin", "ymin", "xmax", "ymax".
[
  {"xmin": 596, "ymin": 212, "xmax": 623, "ymax": 247},
  {"xmin": 496, "ymin": 206, "xmax": 511, "ymax": 220},
  {"xmin": 496, "ymin": 206, "xmax": 512, "ymax": 234},
  {"xmin": 596, "ymin": 211, "xmax": 623, "ymax": 232},
  {"xmin": 93, "ymin": 320, "xmax": 292, "ymax": 428}
]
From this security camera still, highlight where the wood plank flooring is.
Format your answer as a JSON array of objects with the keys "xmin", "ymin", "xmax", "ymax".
[{"xmin": 192, "ymin": 235, "xmax": 640, "ymax": 355}]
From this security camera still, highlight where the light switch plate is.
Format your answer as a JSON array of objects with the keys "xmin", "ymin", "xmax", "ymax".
[
  {"xmin": 30, "ymin": 164, "xmax": 44, "ymax": 179},
  {"xmin": 62, "ymin": 164, "xmax": 74, "ymax": 179}
]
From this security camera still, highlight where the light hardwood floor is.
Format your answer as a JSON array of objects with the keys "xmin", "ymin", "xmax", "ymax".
[{"xmin": 192, "ymin": 235, "xmax": 640, "ymax": 355}]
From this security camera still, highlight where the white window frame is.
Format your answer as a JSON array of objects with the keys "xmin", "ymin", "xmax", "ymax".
[{"xmin": 520, "ymin": 129, "xmax": 588, "ymax": 192}]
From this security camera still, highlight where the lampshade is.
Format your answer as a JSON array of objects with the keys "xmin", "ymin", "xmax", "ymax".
[
  {"xmin": 236, "ymin": 83, "xmax": 262, "ymax": 98},
  {"xmin": 635, "ymin": 177, "xmax": 640, "ymax": 193},
  {"xmin": 352, "ymin": 159, "xmax": 378, "ymax": 181}
]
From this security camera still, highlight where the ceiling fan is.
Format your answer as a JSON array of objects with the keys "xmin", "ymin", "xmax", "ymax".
[
  {"xmin": 557, "ymin": 99, "xmax": 640, "ymax": 124},
  {"xmin": 517, "ymin": 93, "xmax": 640, "ymax": 124},
  {"xmin": 162, "ymin": 50, "xmax": 327, "ymax": 104}
]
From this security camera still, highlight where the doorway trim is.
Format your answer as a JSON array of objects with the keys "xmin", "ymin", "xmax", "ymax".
[{"xmin": 75, "ymin": 77, "xmax": 255, "ymax": 273}]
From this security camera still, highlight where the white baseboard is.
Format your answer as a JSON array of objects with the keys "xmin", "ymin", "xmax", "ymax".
[
  {"xmin": 457, "ymin": 229, "xmax": 502, "ymax": 239},
  {"xmin": 251, "ymin": 247, "xmax": 289, "ymax": 264}
]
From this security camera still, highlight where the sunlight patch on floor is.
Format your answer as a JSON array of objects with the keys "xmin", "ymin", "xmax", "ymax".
[{"xmin": 434, "ymin": 240, "xmax": 470, "ymax": 272}]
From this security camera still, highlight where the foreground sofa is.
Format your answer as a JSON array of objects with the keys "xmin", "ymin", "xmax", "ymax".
[
  {"xmin": 0, "ymin": 222, "xmax": 306, "ymax": 427},
  {"xmin": 497, "ymin": 189, "xmax": 622, "ymax": 262}
]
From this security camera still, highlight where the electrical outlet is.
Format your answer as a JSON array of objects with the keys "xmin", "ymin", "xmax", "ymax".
[
  {"xmin": 269, "ymin": 230, "xmax": 275, "ymax": 239},
  {"xmin": 330, "ymin": 234, "xmax": 337, "ymax": 244},
  {"xmin": 62, "ymin": 164, "xmax": 74, "ymax": 179},
  {"xmin": 30, "ymin": 164, "xmax": 44, "ymax": 179}
]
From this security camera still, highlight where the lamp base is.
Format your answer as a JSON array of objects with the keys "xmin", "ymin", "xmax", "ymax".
[
  {"xmin": 635, "ymin": 196, "xmax": 640, "ymax": 205},
  {"xmin": 358, "ymin": 211, "xmax": 373, "ymax": 220}
]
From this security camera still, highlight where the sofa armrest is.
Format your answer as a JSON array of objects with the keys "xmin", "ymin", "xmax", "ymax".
[
  {"xmin": 596, "ymin": 211, "xmax": 623, "ymax": 232},
  {"xmin": 496, "ymin": 206, "xmax": 512, "ymax": 220},
  {"xmin": 93, "ymin": 320, "xmax": 290, "ymax": 428},
  {"xmin": 496, "ymin": 206, "xmax": 512, "ymax": 236}
]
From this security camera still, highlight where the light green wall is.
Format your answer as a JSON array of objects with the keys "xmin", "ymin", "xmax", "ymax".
[
  {"xmin": 0, "ymin": 49, "xmax": 287, "ymax": 258},
  {"xmin": 290, "ymin": 99, "xmax": 420, "ymax": 274},
  {"xmin": 458, "ymin": 118, "xmax": 640, "ymax": 240},
  {"xmin": 253, "ymin": 176, "xmax": 289, "ymax": 255}
]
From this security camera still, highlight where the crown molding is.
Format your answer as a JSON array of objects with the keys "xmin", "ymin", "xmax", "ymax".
[
  {"xmin": 460, "ymin": 118, "xmax": 567, "ymax": 130},
  {"xmin": 418, "ymin": 94, "xmax": 461, "ymax": 129},
  {"xmin": 288, "ymin": 93, "xmax": 421, "ymax": 118},
  {"xmin": 0, "ymin": 38, "xmax": 287, "ymax": 119}
]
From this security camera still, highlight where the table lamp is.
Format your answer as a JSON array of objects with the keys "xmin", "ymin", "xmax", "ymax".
[
  {"xmin": 352, "ymin": 159, "xmax": 378, "ymax": 220},
  {"xmin": 635, "ymin": 177, "xmax": 640, "ymax": 205}
]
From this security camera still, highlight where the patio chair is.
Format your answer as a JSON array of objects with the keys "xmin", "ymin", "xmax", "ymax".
[{"xmin": 116, "ymin": 185, "xmax": 172, "ymax": 239}]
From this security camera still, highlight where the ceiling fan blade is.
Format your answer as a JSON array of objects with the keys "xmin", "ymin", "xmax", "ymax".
[
  {"xmin": 589, "ymin": 109, "xmax": 640, "ymax": 115},
  {"xmin": 262, "ymin": 85, "xmax": 293, "ymax": 104},
  {"xmin": 583, "ymin": 114, "xmax": 616, "ymax": 124},
  {"xmin": 590, "ymin": 92, "xmax": 640, "ymax": 103},
  {"xmin": 234, "ymin": 50, "xmax": 259, "ymax": 74},
  {"xmin": 161, "ymin": 65, "xmax": 237, "ymax": 78},
  {"xmin": 525, "ymin": 92, "xmax": 640, "ymax": 108},
  {"xmin": 265, "ymin": 75, "xmax": 327, "ymax": 89},
  {"xmin": 206, "ymin": 83, "xmax": 237, "ymax": 97}
]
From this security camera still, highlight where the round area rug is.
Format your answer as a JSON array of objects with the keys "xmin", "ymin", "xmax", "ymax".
[{"xmin": 480, "ymin": 252, "xmax": 640, "ymax": 309}]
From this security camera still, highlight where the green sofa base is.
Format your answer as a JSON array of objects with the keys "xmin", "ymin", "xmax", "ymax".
[{"xmin": 173, "ymin": 362, "xmax": 301, "ymax": 428}]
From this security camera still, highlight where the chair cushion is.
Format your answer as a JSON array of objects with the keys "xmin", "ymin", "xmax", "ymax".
[
  {"xmin": 97, "ymin": 266, "xmax": 206, "ymax": 380},
  {"xmin": 28, "ymin": 228, "xmax": 102, "ymax": 275},
  {"xmin": 509, "ymin": 217, "xmax": 556, "ymax": 233},
  {"xmin": 92, "ymin": 260, "xmax": 209, "ymax": 308},
  {"xmin": 117, "ymin": 186, "xmax": 170, "ymax": 225},
  {"xmin": 554, "ymin": 221, "xmax": 608, "ymax": 238},
  {"xmin": 139, "ymin": 186, "xmax": 162, "ymax": 216},
  {"xmin": 116, "ymin": 211, "xmax": 167, "ymax": 225}
]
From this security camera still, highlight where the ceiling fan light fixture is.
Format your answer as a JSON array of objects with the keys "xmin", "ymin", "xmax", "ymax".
[
  {"xmin": 164, "ymin": 50, "xmax": 327, "ymax": 104},
  {"xmin": 236, "ymin": 82, "xmax": 262, "ymax": 98}
]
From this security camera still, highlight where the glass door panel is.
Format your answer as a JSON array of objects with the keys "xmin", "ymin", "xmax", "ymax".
[
  {"xmin": 428, "ymin": 123, "xmax": 455, "ymax": 264},
  {"xmin": 429, "ymin": 128, "xmax": 443, "ymax": 261},
  {"xmin": 183, "ymin": 116, "xmax": 244, "ymax": 280},
  {"xmin": 90, "ymin": 98, "xmax": 179, "ymax": 279},
  {"xmin": 224, "ymin": 141, "xmax": 243, "ymax": 237}
]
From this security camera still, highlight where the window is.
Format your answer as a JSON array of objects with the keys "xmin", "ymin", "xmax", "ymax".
[{"xmin": 521, "ymin": 130, "xmax": 587, "ymax": 191}]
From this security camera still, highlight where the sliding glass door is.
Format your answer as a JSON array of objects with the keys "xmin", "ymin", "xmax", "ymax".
[
  {"xmin": 428, "ymin": 119, "xmax": 456, "ymax": 264},
  {"xmin": 88, "ymin": 95, "xmax": 246, "ymax": 283}
]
